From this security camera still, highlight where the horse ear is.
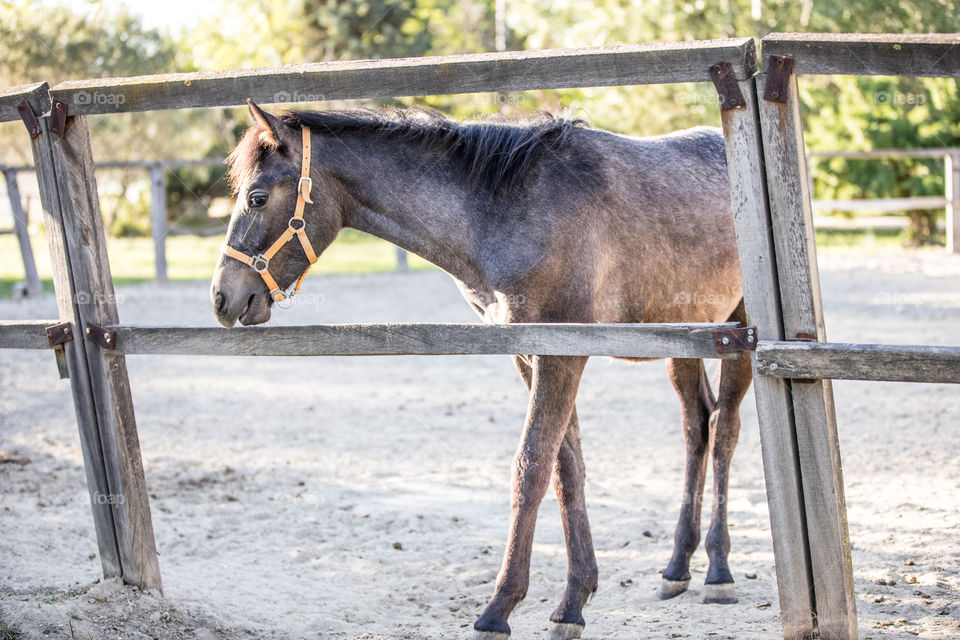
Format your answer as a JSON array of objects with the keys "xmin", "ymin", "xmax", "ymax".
[{"xmin": 247, "ymin": 99, "xmax": 286, "ymax": 147}]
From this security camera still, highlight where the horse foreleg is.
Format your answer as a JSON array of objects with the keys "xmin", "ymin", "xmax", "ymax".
[
  {"xmin": 660, "ymin": 358, "xmax": 711, "ymax": 600},
  {"xmin": 703, "ymin": 350, "xmax": 751, "ymax": 604},
  {"xmin": 474, "ymin": 355, "xmax": 587, "ymax": 640},
  {"xmin": 508, "ymin": 356, "xmax": 597, "ymax": 640}
]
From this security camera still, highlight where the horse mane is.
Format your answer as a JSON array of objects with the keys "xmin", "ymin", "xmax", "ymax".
[{"xmin": 227, "ymin": 107, "xmax": 588, "ymax": 196}]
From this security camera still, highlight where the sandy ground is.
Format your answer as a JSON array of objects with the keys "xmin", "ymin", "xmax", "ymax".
[{"xmin": 0, "ymin": 248, "xmax": 958, "ymax": 640}]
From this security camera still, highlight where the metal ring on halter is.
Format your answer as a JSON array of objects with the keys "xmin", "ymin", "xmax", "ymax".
[
  {"xmin": 275, "ymin": 294, "xmax": 295, "ymax": 309},
  {"xmin": 252, "ymin": 255, "xmax": 269, "ymax": 273},
  {"xmin": 288, "ymin": 217, "xmax": 305, "ymax": 231}
]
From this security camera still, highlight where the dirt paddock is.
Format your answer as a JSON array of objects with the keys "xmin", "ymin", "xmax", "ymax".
[{"xmin": 1, "ymin": 249, "xmax": 958, "ymax": 639}]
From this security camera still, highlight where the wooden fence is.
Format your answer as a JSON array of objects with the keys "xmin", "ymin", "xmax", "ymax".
[
  {"xmin": 809, "ymin": 148, "xmax": 960, "ymax": 252},
  {"xmin": 1, "ymin": 34, "xmax": 959, "ymax": 640}
]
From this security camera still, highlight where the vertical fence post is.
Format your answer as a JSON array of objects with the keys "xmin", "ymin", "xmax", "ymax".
[
  {"xmin": 946, "ymin": 151, "xmax": 960, "ymax": 254},
  {"xmin": 39, "ymin": 101, "xmax": 162, "ymax": 592},
  {"xmin": 149, "ymin": 164, "xmax": 168, "ymax": 282},
  {"xmin": 24, "ymin": 90, "xmax": 125, "ymax": 581},
  {"xmin": 718, "ymin": 75, "xmax": 817, "ymax": 640},
  {"xmin": 395, "ymin": 247, "xmax": 409, "ymax": 272},
  {"xmin": 3, "ymin": 168, "xmax": 44, "ymax": 297},
  {"xmin": 756, "ymin": 69, "xmax": 857, "ymax": 640}
]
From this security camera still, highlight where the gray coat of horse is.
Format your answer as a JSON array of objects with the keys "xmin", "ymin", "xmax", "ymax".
[{"xmin": 210, "ymin": 102, "xmax": 752, "ymax": 640}]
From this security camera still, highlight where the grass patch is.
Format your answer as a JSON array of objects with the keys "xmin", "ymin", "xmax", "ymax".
[
  {"xmin": 0, "ymin": 228, "xmax": 434, "ymax": 298},
  {"xmin": 0, "ymin": 619, "xmax": 19, "ymax": 640}
]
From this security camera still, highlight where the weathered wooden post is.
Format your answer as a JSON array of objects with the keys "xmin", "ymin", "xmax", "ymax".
[
  {"xmin": 756, "ymin": 57, "xmax": 857, "ymax": 640},
  {"xmin": 946, "ymin": 151, "xmax": 959, "ymax": 254},
  {"xmin": 3, "ymin": 168, "xmax": 44, "ymax": 297},
  {"xmin": 149, "ymin": 163, "xmax": 168, "ymax": 282},
  {"xmin": 22, "ymin": 91, "xmax": 162, "ymax": 592},
  {"xmin": 714, "ymin": 64, "xmax": 817, "ymax": 639}
]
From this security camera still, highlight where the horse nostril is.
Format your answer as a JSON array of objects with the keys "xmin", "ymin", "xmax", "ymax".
[{"xmin": 215, "ymin": 291, "xmax": 225, "ymax": 313}]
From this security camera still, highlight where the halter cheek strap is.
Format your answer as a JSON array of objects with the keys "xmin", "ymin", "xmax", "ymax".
[{"xmin": 221, "ymin": 126, "xmax": 318, "ymax": 305}]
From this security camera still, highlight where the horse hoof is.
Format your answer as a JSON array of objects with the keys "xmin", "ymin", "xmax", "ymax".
[
  {"xmin": 473, "ymin": 631, "xmax": 510, "ymax": 640},
  {"xmin": 548, "ymin": 622, "xmax": 584, "ymax": 640},
  {"xmin": 657, "ymin": 578, "xmax": 690, "ymax": 600},
  {"xmin": 704, "ymin": 582, "xmax": 737, "ymax": 604}
]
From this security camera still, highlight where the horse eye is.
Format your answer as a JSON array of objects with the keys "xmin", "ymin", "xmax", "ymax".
[{"xmin": 248, "ymin": 192, "xmax": 268, "ymax": 208}]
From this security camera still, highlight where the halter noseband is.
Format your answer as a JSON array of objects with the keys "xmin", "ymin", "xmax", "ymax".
[{"xmin": 221, "ymin": 126, "xmax": 318, "ymax": 306}]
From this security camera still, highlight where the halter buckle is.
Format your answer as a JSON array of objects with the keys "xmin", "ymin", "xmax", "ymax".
[
  {"xmin": 298, "ymin": 176, "xmax": 313, "ymax": 204},
  {"xmin": 252, "ymin": 255, "xmax": 269, "ymax": 273},
  {"xmin": 288, "ymin": 216, "xmax": 305, "ymax": 231}
]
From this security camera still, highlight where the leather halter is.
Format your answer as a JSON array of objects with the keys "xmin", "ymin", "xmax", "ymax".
[{"xmin": 222, "ymin": 127, "xmax": 318, "ymax": 305}]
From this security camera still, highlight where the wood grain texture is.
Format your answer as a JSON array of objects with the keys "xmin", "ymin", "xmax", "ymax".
[
  {"xmin": 757, "ymin": 72, "xmax": 858, "ymax": 640},
  {"xmin": 3, "ymin": 170, "xmax": 44, "ymax": 296},
  {"xmin": 762, "ymin": 32, "xmax": 960, "ymax": 77},
  {"xmin": 106, "ymin": 322, "xmax": 739, "ymax": 359},
  {"xmin": 756, "ymin": 341, "xmax": 960, "ymax": 384},
  {"xmin": 0, "ymin": 82, "xmax": 50, "ymax": 123},
  {"xmin": 0, "ymin": 320, "xmax": 55, "ymax": 349},
  {"xmin": 30, "ymin": 111, "xmax": 123, "ymax": 580},
  {"xmin": 48, "ymin": 114, "xmax": 162, "ymax": 593},
  {"xmin": 719, "ymin": 76, "xmax": 816, "ymax": 639},
  {"xmin": 48, "ymin": 39, "xmax": 756, "ymax": 115}
]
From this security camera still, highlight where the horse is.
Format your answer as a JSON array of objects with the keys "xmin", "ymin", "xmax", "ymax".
[{"xmin": 210, "ymin": 100, "xmax": 752, "ymax": 640}]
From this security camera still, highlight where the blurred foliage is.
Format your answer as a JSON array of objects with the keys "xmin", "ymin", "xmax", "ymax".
[{"xmin": 0, "ymin": 0, "xmax": 958, "ymax": 244}]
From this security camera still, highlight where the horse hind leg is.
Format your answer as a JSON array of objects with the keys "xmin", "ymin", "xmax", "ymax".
[
  {"xmin": 703, "ymin": 305, "xmax": 753, "ymax": 604},
  {"xmin": 547, "ymin": 408, "xmax": 598, "ymax": 639},
  {"xmin": 659, "ymin": 357, "xmax": 713, "ymax": 600}
]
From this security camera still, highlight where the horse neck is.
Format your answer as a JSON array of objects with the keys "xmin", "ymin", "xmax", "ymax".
[{"xmin": 319, "ymin": 134, "xmax": 488, "ymax": 286}]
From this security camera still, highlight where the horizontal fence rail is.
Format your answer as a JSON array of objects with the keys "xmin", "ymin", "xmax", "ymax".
[
  {"xmin": 756, "ymin": 341, "xmax": 960, "ymax": 384},
  {"xmin": 47, "ymin": 39, "xmax": 757, "ymax": 115},
  {"xmin": 0, "ymin": 82, "xmax": 50, "ymax": 123},
  {"xmin": 0, "ymin": 319, "xmax": 53, "ymax": 349},
  {"xmin": 812, "ymin": 196, "xmax": 949, "ymax": 212},
  {"xmin": 809, "ymin": 148, "xmax": 960, "ymax": 160},
  {"xmin": 0, "ymin": 321, "xmax": 742, "ymax": 359},
  {"xmin": 762, "ymin": 33, "xmax": 960, "ymax": 77}
]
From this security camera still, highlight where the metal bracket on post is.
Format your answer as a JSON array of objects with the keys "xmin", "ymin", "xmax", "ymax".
[
  {"xmin": 84, "ymin": 322, "xmax": 116, "ymax": 350},
  {"xmin": 49, "ymin": 99, "xmax": 69, "ymax": 137},
  {"xmin": 17, "ymin": 100, "xmax": 42, "ymax": 139},
  {"xmin": 763, "ymin": 55, "xmax": 794, "ymax": 103},
  {"xmin": 46, "ymin": 321, "xmax": 74, "ymax": 379},
  {"xmin": 709, "ymin": 61, "xmax": 746, "ymax": 111},
  {"xmin": 713, "ymin": 326, "xmax": 758, "ymax": 354},
  {"xmin": 46, "ymin": 321, "xmax": 74, "ymax": 346}
]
